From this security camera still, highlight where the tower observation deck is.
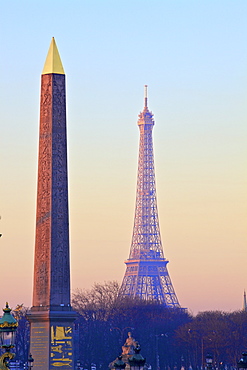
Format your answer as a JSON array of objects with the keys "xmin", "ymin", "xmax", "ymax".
[{"xmin": 119, "ymin": 86, "xmax": 180, "ymax": 307}]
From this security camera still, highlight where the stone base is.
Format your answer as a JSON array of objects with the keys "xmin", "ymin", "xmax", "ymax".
[{"xmin": 27, "ymin": 307, "xmax": 77, "ymax": 370}]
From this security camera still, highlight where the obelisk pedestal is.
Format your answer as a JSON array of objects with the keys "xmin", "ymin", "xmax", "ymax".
[{"xmin": 28, "ymin": 38, "xmax": 76, "ymax": 370}]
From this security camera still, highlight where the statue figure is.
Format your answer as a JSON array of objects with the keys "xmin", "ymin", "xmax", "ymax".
[
  {"xmin": 122, "ymin": 332, "xmax": 137, "ymax": 355},
  {"xmin": 109, "ymin": 332, "xmax": 145, "ymax": 370}
]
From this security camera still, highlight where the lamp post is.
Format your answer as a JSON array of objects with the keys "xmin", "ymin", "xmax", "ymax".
[
  {"xmin": 128, "ymin": 345, "xmax": 146, "ymax": 370},
  {"xmin": 155, "ymin": 334, "xmax": 165, "ymax": 370},
  {"xmin": 181, "ymin": 356, "xmax": 185, "ymax": 370},
  {"xmin": 205, "ymin": 354, "xmax": 213, "ymax": 370},
  {"xmin": 27, "ymin": 353, "xmax": 34, "ymax": 370},
  {"xmin": 0, "ymin": 303, "xmax": 18, "ymax": 370},
  {"xmin": 237, "ymin": 352, "xmax": 247, "ymax": 370}
]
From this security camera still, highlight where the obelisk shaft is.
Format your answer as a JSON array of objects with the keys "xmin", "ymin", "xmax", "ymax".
[{"xmin": 33, "ymin": 72, "xmax": 70, "ymax": 308}]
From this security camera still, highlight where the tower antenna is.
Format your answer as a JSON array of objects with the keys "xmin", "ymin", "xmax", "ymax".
[{"xmin": 144, "ymin": 85, "xmax": 148, "ymax": 108}]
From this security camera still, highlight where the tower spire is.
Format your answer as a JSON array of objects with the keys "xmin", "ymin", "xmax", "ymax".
[
  {"xmin": 119, "ymin": 87, "xmax": 180, "ymax": 307},
  {"xmin": 42, "ymin": 37, "xmax": 65, "ymax": 75}
]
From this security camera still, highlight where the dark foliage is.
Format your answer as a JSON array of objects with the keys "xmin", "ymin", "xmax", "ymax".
[
  {"xmin": 8, "ymin": 305, "xmax": 30, "ymax": 365},
  {"xmin": 72, "ymin": 282, "xmax": 191, "ymax": 369},
  {"xmin": 6, "ymin": 283, "xmax": 247, "ymax": 370},
  {"xmin": 72, "ymin": 283, "xmax": 247, "ymax": 370},
  {"xmin": 175, "ymin": 310, "xmax": 247, "ymax": 369}
]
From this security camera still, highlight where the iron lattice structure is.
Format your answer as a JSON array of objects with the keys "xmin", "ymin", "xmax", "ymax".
[{"xmin": 119, "ymin": 86, "xmax": 180, "ymax": 307}]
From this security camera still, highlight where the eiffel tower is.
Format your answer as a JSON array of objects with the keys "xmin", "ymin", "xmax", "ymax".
[{"xmin": 119, "ymin": 86, "xmax": 180, "ymax": 307}]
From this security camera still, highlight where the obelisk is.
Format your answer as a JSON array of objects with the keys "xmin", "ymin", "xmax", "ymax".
[{"xmin": 28, "ymin": 38, "xmax": 76, "ymax": 370}]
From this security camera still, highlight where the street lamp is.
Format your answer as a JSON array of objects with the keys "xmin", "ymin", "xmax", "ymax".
[
  {"xmin": 0, "ymin": 303, "xmax": 18, "ymax": 370},
  {"xmin": 237, "ymin": 352, "xmax": 247, "ymax": 370},
  {"xmin": 155, "ymin": 334, "xmax": 165, "ymax": 370},
  {"xmin": 128, "ymin": 345, "xmax": 146, "ymax": 370},
  {"xmin": 205, "ymin": 354, "xmax": 213, "ymax": 370},
  {"xmin": 27, "ymin": 353, "xmax": 34, "ymax": 370}
]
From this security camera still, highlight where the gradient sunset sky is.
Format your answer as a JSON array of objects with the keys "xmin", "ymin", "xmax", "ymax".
[{"xmin": 1, "ymin": 0, "xmax": 247, "ymax": 314}]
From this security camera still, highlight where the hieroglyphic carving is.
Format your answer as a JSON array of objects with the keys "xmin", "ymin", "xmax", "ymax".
[
  {"xmin": 33, "ymin": 74, "xmax": 53, "ymax": 307},
  {"xmin": 50, "ymin": 74, "xmax": 70, "ymax": 306},
  {"xmin": 50, "ymin": 325, "xmax": 73, "ymax": 369},
  {"xmin": 33, "ymin": 73, "xmax": 70, "ymax": 307}
]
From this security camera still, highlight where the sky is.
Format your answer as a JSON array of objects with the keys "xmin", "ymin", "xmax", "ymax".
[{"xmin": 1, "ymin": 0, "xmax": 247, "ymax": 315}]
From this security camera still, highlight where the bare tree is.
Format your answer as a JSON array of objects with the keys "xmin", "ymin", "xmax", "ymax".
[
  {"xmin": 13, "ymin": 305, "xmax": 30, "ymax": 365},
  {"xmin": 72, "ymin": 280, "xmax": 120, "ymax": 320}
]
